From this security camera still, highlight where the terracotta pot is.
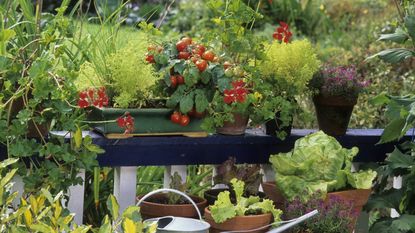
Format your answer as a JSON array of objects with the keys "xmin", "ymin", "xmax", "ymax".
[
  {"xmin": 137, "ymin": 193, "xmax": 207, "ymax": 219},
  {"xmin": 204, "ymin": 207, "xmax": 273, "ymax": 233},
  {"xmin": 261, "ymin": 182, "xmax": 286, "ymax": 210},
  {"xmin": 327, "ymin": 189, "xmax": 371, "ymax": 214},
  {"xmin": 312, "ymin": 94, "xmax": 357, "ymax": 136},
  {"xmin": 262, "ymin": 182, "xmax": 371, "ymax": 215},
  {"xmin": 216, "ymin": 113, "xmax": 249, "ymax": 135}
]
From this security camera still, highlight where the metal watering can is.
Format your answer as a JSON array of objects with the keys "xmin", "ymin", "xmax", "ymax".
[
  {"xmin": 138, "ymin": 188, "xmax": 319, "ymax": 233},
  {"xmin": 137, "ymin": 188, "xmax": 210, "ymax": 233}
]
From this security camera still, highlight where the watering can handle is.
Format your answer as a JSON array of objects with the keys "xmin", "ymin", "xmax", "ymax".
[{"xmin": 136, "ymin": 188, "xmax": 203, "ymax": 221}]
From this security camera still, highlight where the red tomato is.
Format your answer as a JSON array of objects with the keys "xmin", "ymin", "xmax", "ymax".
[
  {"xmin": 170, "ymin": 75, "xmax": 178, "ymax": 88},
  {"xmin": 178, "ymin": 51, "xmax": 191, "ymax": 60},
  {"xmin": 190, "ymin": 56, "xmax": 198, "ymax": 64},
  {"xmin": 170, "ymin": 111, "xmax": 181, "ymax": 124},
  {"xmin": 181, "ymin": 37, "xmax": 192, "ymax": 46},
  {"xmin": 202, "ymin": 50, "xmax": 215, "ymax": 61},
  {"xmin": 180, "ymin": 114, "xmax": 190, "ymax": 126},
  {"xmin": 196, "ymin": 59, "xmax": 208, "ymax": 72},
  {"xmin": 223, "ymin": 61, "xmax": 232, "ymax": 70},
  {"xmin": 176, "ymin": 40, "xmax": 188, "ymax": 52},
  {"xmin": 176, "ymin": 75, "xmax": 185, "ymax": 84}
]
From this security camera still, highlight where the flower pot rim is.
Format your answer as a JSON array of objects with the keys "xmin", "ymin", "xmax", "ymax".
[
  {"xmin": 204, "ymin": 207, "xmax": 273, "ymax": 219},
  {"xmin": 137, "ymin": 193, "xmax": 207, "ymax": 208}
]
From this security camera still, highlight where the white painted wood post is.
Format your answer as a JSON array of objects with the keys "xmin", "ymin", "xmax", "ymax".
[
  {"xmin": 113, "ymin": 166, "xmax": 137, "ymax": 215},
  {"xmin": 260, "ymin": 164, "xmax": 275, "ymax": 192},
  {"xmin": 11, "ymin": 175, "xmax": 24, "ymax": 208},
  {"xmin": 391, "ymin": 176, "xmax": 402, "ymax": 218},
  {"xmin": 67, "ymin": 169, "xmax": 85, "ymax": 225},
  {"xmin": 164, "ymin": 165, "xmax": 187, "ymax": 188}
]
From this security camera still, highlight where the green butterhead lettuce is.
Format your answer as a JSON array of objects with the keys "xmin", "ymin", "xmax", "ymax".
[
  {"xmin": 209, "ymin": 179, "xmax": 282, "ymax": 224},
  {"xmin": 269, "ymin": 131, "xmax": 376, "ymax": 202}
]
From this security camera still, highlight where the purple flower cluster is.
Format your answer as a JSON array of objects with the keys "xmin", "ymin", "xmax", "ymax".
[
  {"xmin": 284, "ymin": 192, "xmax": 359, "ymax": 233},
  {"xmin": 311, "ymin": 65, "xmax": 369, "ymax": 99}
]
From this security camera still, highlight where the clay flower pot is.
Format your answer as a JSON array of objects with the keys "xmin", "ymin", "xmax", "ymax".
[
  {"xmin": 137, "ymin": 193, "xmax": 207, "ymax": 219},
  {"xmin": 262, "ymin": 182, "xmax": 371, "ymax": 217},
  {"xmin": 204, "ymin": 207, "xmax": 273, "ymax": 233},
  {"xmin": 313, "ymin": 94, "xmax": 357, "ymax": 136},
  {"xmin": 216, "ymin": 113, "xmax": 249, "ymax": 135}
]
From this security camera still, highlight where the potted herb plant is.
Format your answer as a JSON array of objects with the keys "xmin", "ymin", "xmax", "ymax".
[
  {"xmin": 138, "ymin": 172, "xmax": 208, "ymax": 219},
  {"xmin": 309, "ymin": 65, "xmax": 369, "ymax": 136},
  {"xmin": 285, "ymin": 192, "xmax": 358, "ymax": 233},
  {"xmin": 204, "ymin": 179, "xmax": 282, "ymax": 233},
  {"xmin": 204, "ymin": 157, "xmax": 265, "ymax": 205},
  {"xmin": 257, "ymin": 22, "xmax": 321, "ymax": 138},
  {"xmin": 263, "ymin": 131, "xmax": 376, "ymax": 215}
]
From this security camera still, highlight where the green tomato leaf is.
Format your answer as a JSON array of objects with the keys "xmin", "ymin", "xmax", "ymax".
[
  {"xmin": 166, "ymin": 85, "xmax": 186, "ymax": 109},
  {"xmin": 180, "ymin": 92, "xmax": 194, "ymax": 114},
  {"xmin": 195, "ymin": 90, "xmax": 209, "ymax": 113}
]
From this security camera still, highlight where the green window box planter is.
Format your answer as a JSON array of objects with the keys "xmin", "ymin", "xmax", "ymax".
[{"xmin": 87, "ymin": 108, "xmax": 207, "ymax": 137}]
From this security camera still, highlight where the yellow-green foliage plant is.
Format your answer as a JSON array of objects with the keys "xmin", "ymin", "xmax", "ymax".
[
  {"xmin": 76, "ymin": 33, "xmax": 158, "ymax": 108},
  {"xmin": 259, "ymin": 39, "xmax": 321, "ymax": 97}
]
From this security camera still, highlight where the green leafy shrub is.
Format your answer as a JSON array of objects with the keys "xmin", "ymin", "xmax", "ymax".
[
  {"xmin": 269, "ymin": 131, "xmax": 377, "ymax": 202},
  {"xmin": 258, "ymin": 39, "xmax": 321, "ymax": 96}
]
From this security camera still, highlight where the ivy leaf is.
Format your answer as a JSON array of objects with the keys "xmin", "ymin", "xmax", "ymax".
[
  {"xmin": 195, "ymin": 90, "xmax": 209, "ymax": 113},
  {"xmin": 404, "ymin": 15, "xmax": 415, "ymax": 41},
  {"xmin": 180, "ymin": 92, "xmax": 195, "ymax": 114},
  {"xmin": 385, "ymin": 147, "xmax": 414, "ymax": 169},
  {"xmin": 379, "ymin": 118, "xmax": 406, "ymax": 143},
  {"xmin": 378, "ymin": 28, "xmax": 409, "ymax": 43},
  {"xmin": 390, "ymin": 215, "xmax": 415, "ymax": 231}
]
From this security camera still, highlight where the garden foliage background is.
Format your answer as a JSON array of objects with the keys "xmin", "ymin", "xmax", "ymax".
[{"xmin": 7, "ymin": 0, "xmax": 415, "ymax": 229}]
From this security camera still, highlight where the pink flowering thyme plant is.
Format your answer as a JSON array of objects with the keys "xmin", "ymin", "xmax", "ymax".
[{"xmin": 310, "ymin": 65, "xmax": 369, "ymax": 100}]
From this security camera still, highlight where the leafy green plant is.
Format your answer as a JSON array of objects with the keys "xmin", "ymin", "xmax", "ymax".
[
  {"xmin": 0, "ymin": 0, "xmax": 101, "ymax": 195},
  {"xmin": 209, "ymin": 179, "xmax": 282, "ymax": 224},
  {"xmin": 269, "ymin": 131, "xmax": 377, "ymax": 202}
]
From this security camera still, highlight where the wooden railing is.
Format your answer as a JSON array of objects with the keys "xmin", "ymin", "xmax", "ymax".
[{"xmin": 12, "ymin": 129, "xmax": 412, "ymax": 226}]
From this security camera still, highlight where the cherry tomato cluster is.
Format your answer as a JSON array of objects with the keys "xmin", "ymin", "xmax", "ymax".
[
  {"xmin": 170, "ymin": 111, "xmax": 190, "ymax": 126},
  {"xmin": 175, "ymin": 37, "xmax": 218, "ymax": 72},
  {"xmin": 169, "ymin": 74, "xmax": 185, "ymax": 88}
]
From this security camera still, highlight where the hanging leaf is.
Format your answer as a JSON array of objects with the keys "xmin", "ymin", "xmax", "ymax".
[
  {"xmin": 378, "ymin": 28, "xmax": 409, "ymax": 43},
  {"xmin": 106, "ymin": 194, "xmax": 119, "ymax": 220},
  {"xmin": 368, "ymin": 48, "xmax": 414, "ymax": 64}
]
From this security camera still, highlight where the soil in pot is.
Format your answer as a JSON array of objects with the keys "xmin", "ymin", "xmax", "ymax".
[
  {"xmin": 137, "ymin": 193, "xmax": 207, "ymax": 219},
  {"xmin": 216, "ymin": 113, "xmax": 249, "ymax": 135},
  {"xmin": 204, "ymin": 207, "xmax": 273, "ymax": 233},
  {"xmin": 313, "ymin": 95, "xmax": 357, "ymax": 136},
  {"xmin": 204, "ymin": 188, "xmax": 267, "ymax": 206}
]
